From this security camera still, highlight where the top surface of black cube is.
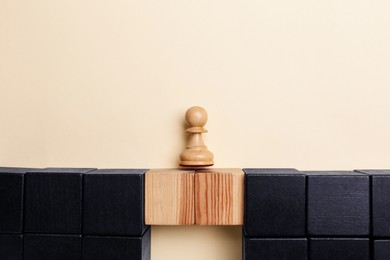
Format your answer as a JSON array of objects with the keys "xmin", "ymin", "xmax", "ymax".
[
  {"xmin": 83, "ymin": 169, "xmax": 148, "ymax": 236},
  {"xmin": 244, "ymin": 168, "xmax": 306, "ymax": 237},
  {"xmin": 356, "ymin": 169, "xmax": 390, "ymax": 237},
  {"xmin": 306, "ymin": 171, "xmax": 369, "ymax": 236},
  {"xmin": 356, "ymin": 169, "xmax": 390, "ymax": 175},
  {"xmin": 0, "ymin": 167, "xmax": 37, "ymax": 174},
  {"xmin": 85, "ymin": 169, "xmax": 148, "ymax": 175},
  {"xmin": 24, "ymin": 168, "xmax": 96, "ymax": 234},
  {"xmin": 30, "ymin": 168, "xmax": 96, "ymax": 174},
  {"xmin": 0, "ymin": 167, "xmax": 36, "ymax": 233},
  {"xmin": 306, "ymin": 171, "xmax": 365, "ymax": 176},
  {"xmin": 244, "ymin": 168, "xmax": 302, "ymax": 175}
]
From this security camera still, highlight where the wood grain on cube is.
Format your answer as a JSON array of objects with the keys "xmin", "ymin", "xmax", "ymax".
[
  {"xmin": 195, "ymin": 168, "xmax": 244, "ymax": 225},
  {"xmin": 145, "ymin": 169, "xmax": 195, "ymax": 225}
]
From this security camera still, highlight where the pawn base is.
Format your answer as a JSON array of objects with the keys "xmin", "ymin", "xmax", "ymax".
[{"xmin": 180, "ymin": 161, "xmax": 214, "ymax": 167}]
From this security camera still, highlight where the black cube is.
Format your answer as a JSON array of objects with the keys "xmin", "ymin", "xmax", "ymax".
[
  {"xmin": 82, "ymin": 227, "xmax": 151, "ymax": 260},
  {"xmin": 244, "ymin": 168, "xmax": 306, "ymax": 237},
  {"xmin": 24, "ymin": 168, "xmax": 96, "ymax": 234},
  {"xmin": 24, "ymin": 234, "xmax": 81, "ymax": 260},
  {"xmin": 83, "ymin": 169, "xmax": 148, "ymax": 236},
  {"xmin": 310, "ymin": 238, "xmax": 369, "ymax": 260},
  {"xmin": 305, "ymin": 171, "xmax": 369, "ymax": 236},
  {"xmin": 0, "ymin": 234, "xmax": 22, "ymax": 260},
  {"xmin": 356, "ymin": 169, "xmax": 390, "ymax": 237},
  {"xmin": 244, "ymin": 237, "xmax": 307, "ymax": 260},
  {"xmin": 0, "ymin": 167, "xmax": 35, "ymax": 233},
  {"xmin": 374, "ymin": 240, "xmax": 390, "ymax": 260}
]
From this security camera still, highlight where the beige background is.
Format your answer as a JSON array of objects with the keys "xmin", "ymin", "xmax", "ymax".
[{"xmin": 1, "ymin": 0, "xmax": 389, "ymax": 259}]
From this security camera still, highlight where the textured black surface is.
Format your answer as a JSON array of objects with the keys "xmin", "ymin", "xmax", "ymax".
[
  {"xmin": 83, "ymin": 169, "xmax": 148, "ymax": 236},
  {"xmin": 310, "ymin": 238, "xmax": 369, "ymax": 260},
  {"xmin": 24, "ymin": 168, "xmax": 96, "ymax": 234},
  {"xmin": 24, "ymin": 234, "xmax": 81, "ymax": 260},
  {"xmin": 0, "ymin": 167, "xmax": 35, "ymax": 233},
  {"xmin": 83, "ymin": 227, "xmax": 151, "ymax": 260},
  {"xmin": 244, "ymin": 168, "xmax": 306, "ymax": 237},
  {"xmin": 356, "ymin": 170, "xmax": 390, "ymax": 237},
  {"xmin": 374, "ymin": 240, "xmax": 390, "ymax": 260},
  {"xmin": 306, "ymin": 171, "xmax": 369, "ymax": 236},
  {"xmin": 2, "ymin": 166, "xmax": 385, "ymax": 260},
  {"xmin": 0, "ymin": 234, "xmax": 22, "ymax": 260},
  {"xmin": 244, "ymin": 237, "xmax": 307, "ymax": 260}
]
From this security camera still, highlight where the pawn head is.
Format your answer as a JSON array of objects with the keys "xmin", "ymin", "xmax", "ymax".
[{"xmin": 185, "ymin": 106, "xmax": 208, "ymax": 127}]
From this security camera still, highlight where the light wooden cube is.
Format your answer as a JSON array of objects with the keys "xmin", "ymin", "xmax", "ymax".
[
  {"xmin": 195, "ymin": 168, "xmax": 244, "ymax": 225},
  {"xmin": 145, "ymin": 169, "xmax": 195, "ymax": 225}
]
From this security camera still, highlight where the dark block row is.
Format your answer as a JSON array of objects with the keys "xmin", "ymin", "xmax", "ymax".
[
  {"xmin": 0, "ymin": 167, "xmax": 148, "ymax": 236},
  {"xmin": 243, "ymin": 168, "xmax": 390, "ymax": 237},
  {"xmin": 0, "ymin": 167, "xmax": 150, "ymax": 259},
  {"xmin": 243, "ymin": 237, "xmax": 390, "ymax": 260},
  {"xmin": 0, "ymin": 228, "xmax": 151, "ymax": 260},
  {"xmin": 244, "ymin": 168, "xmax": 390, "ymax": 260}
]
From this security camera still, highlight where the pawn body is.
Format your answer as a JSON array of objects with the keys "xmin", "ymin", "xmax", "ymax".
[{"xmin": 180, "ymin": 106, "xmax": 214, "ymax": 167}]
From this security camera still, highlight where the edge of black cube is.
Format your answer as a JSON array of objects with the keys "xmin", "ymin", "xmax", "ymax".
[
  {"xmin": 309, "ymin": 237, "xmax": 370, "ymax": 260},
  {"xmin": 356, "ymin": 169, "xmax": 390, "ymax": 238},
  {"xmin": 304, "ymin": 170, "xmax": 370, "ymax": 237},
  {"xmin": 243, "ymin": 236, "xmax": 308, "ymax": 260},
  {"xmin": 0, "ymin": 167, "xmax": 39, "ymax": 234},
  {"xmin": 82, "ymin": 169, "xmax": 149, "ymax": 236},
  {"xmin": 243, "ymin": 168, "xmax": 306, "ymax": 237},
  {"xmin": 24, "ymin": 234, "xmax": 82, "ymax": 260},
  {"xmin": 24, "ymin": 168, "xmax": 96, "ymax": 234},
  {"xmin": 82, "ymin": 227, "xmax": 151, "ymax": 260}
]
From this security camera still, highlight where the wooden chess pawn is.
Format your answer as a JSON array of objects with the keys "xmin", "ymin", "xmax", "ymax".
[{"xmin": 180, "ymin": 106, "xmax": 214, "ymax": 167}]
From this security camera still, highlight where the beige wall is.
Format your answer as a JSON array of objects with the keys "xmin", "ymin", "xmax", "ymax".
[{"xmin": 1, "ymin": 0, "xmax": 389, "ymax": 259}]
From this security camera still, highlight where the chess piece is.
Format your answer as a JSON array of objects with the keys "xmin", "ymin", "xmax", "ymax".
[{"xmin": 180, "ymin": 106, "xmax": 214, "ymax": 167}]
